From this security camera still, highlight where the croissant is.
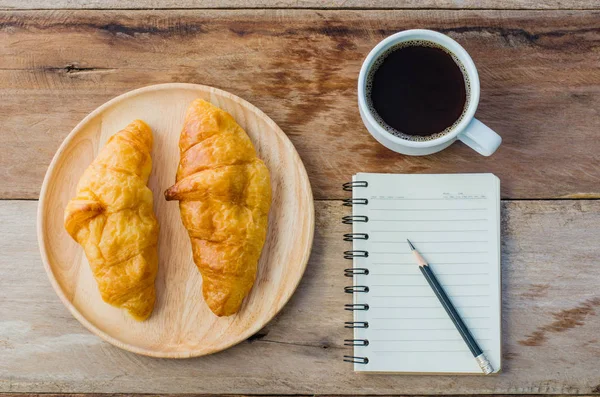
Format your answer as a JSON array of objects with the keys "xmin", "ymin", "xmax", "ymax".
[
  {"xmin": 165, "ymin": 99, "xmax": 271, "ymax": 316},
  {"xmin": 64, "ymin": 120, "xmax": 159, "ymax": 321}
]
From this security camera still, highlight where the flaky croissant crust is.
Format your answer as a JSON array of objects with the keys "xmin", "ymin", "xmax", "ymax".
[
  {"xmin": 64, "ymin": 120, "xmax": 159, "ymax": 321},
  {"xmin": 165, "ymin": 99, "xmax": 271, "ymax": 316}
]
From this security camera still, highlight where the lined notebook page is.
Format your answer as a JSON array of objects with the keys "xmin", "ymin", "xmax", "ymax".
[{"xmin": 351, "ymin": 173, "xmax": 501, "ymax": 373}]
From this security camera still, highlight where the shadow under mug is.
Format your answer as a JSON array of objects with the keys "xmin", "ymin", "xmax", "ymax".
[{"xmin": 358, "ymin": 29, "xmax": 501, "ymax": 157}]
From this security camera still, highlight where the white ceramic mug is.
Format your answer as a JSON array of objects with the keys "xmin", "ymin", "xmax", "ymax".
[{"xmin": 358, "ymin": 29, "xmax": 501, "ymax": 156}]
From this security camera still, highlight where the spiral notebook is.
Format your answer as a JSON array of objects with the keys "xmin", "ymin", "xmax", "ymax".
[{"xmin": 343, "ymin": 173, "xmax": 501, "ymax": 374}]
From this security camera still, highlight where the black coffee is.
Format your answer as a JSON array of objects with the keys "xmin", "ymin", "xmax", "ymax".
[{"xmin": 367, "ymin": 42, "xmax": 468, "ymax": 141}]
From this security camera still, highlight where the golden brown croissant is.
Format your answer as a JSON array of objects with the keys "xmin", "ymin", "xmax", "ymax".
[
  {"xmin": 64, "ymin": 120, "xmax": 159, "ymax": 321},
  {"xmin": 165, "ymin": 99, "xmax": 271, "ymax": 316}
]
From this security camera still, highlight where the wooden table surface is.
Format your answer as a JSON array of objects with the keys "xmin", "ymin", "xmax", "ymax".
[{"xmin": 1, "ymin": 0, "xmax": 599, "ymax": 395}]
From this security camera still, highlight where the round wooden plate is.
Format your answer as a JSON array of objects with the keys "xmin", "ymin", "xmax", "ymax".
[{"xmin": 37, "ymin": 83, "xmax": 314, "ymax": 358}]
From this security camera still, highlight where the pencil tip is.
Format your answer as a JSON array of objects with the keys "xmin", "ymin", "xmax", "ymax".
[{"xmin": 406, "ymin": 239, "xmax": 415, "ymax": 251}]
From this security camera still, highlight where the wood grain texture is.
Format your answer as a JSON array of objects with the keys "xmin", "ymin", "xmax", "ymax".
[
  {"xmin": 1, "ymin": 10, "xmax": 600, "ymax": 200},
  {"xmin": 0, "ymin": 393, "xmax": 597, "ymax": 397},
  {"xmin": 37, "ymin": 83, "xmax": 314, "ymax": 357},
  {"xmin": 1, "ymin": 0, "xmax": 599, "ymax": 10},
  {"xmin": 3, "ymin": 200, "xmax": 600, "ymax": 394}
]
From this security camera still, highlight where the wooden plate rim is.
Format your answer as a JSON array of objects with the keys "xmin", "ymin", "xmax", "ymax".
[{"xmin": 36, "ymin": 83, "xmax": 315, "ymax": 358}]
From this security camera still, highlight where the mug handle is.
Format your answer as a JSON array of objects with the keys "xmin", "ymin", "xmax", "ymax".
[{"xmin": 457, "ymin": 119, "xmax": 502, "ymax": 156}]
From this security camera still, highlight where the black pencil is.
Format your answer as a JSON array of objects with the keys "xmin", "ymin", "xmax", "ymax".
[{"xmin": 407, "ymin": 239, "xmax": 494, "ymax": 375}]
